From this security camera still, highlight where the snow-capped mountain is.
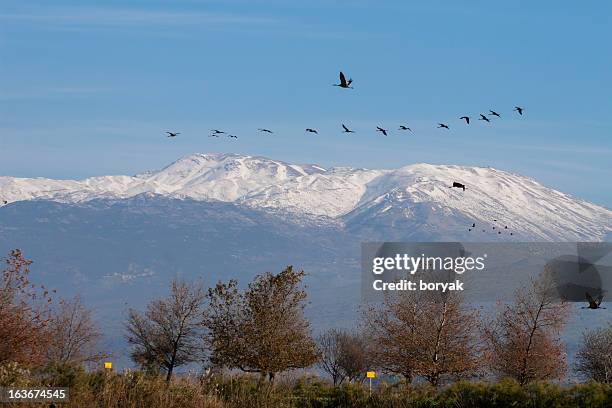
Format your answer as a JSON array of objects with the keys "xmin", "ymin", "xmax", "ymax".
[{"xmin": 1, "ymin": 153, "xmax": 610, "ymax": 241}]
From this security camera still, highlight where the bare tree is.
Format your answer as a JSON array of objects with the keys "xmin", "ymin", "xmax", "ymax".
[
  {"xmin": 125, "ymin": 279, "xmax": 206, "ymax": 382},
  {"xmin": 364, "ymin": 290, "xmax": 480, "ymax": 386},
  {"xmin": 337, "ymin": 331, "xmax": 369, "ymax": 384},
  {"xmin": 317, "ymin": 329, "xmax": 369, "ymax": 386},
  {"xmin": 0, "ymin": 250, "xmax": 53, "ymax": 365},
  {"xmin": 483, "ymin": 277, "xmax": 570, "ymax": 385},
  {"xmin": 576, "ymin": 324, "xmax": 612, "ymax": 383},
  {"xmin": 317, "ymin": 329, "xmax": 344, "ymax": 386},
  {"xmin": 45, "ymin": 296, "xmax": 106, "ymax": 366},
  {"xmin": 204, "ymin": 266, "xmax": 319, "ymax": 382}
]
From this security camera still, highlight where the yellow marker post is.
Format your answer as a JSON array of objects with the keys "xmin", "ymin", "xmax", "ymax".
[
  {"xmin": 366, "ymin": 371, "xmax": 376, "ymax": 396},
  {"xmin": 104, "ymin": 362, "xmax": 112, "ymax": 370}
]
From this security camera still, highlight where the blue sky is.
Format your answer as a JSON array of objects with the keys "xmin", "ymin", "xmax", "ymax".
[{"xmin": 1, "ymin": 0, "xmax": 611, "ymax": 207}]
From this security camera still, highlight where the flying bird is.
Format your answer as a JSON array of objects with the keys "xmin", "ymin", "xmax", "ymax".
[
  {"xmin": 438, "ymin": 123, "xmax": 450, "ymax": 129},
  {"xmin": 460, "ymin": 116, "xmax": 470, "ymax": 124},
  {"xmin": 514, "ymin": 106, "xmax": 524, "ymax": 115},
  {"xmin": 166, "ymin": 132, "xmax": 180, "ymax": 137},
  {"xmin": 305, "ymin": 128, "xmax": 318, "ymax": 134},
  {"xmin": 258, "ymin": 128, "xmax": 273, "ymax": 134},
  {"xmin": 342, "ymin": 124, "xmax": 355, "ymax": 133},
  {"xmin": 376, "ymin": 126, "xmax": 388, "ymax": 136},
  {"xmin": 479, "ymin": 114, "xmax": 490, "ymax": 123},
  {"xmin": 211, "ymin": 129, "xmax": 225, "ymax": 134},
  {"xmin": 471, "ymin": 223, "xmax": 476, "ymax": 228},
  {"xmin": 228, "ymin": 134, "xmax": 238, "ymax": 139},
  {"xmin": 584, "ymin": 292, "xmax": 605, "ymax": 309},
  {"xmin": 398, "ymin": 125, "xmax": 412, "ymax": 131},
  {"xmin": 2, "ymin": 200, "xmax": 6, "ymax": 205},
  {"xmin": 489, "ymin": 110, "xmax": 501, "ymax": 117},
  {"xmin": 333, "ymin": 71, "xmax": 353, "ymax": 89},
  {"xmin": 451, "ymin": 182, "xmax": 466, "ymax": 191}
]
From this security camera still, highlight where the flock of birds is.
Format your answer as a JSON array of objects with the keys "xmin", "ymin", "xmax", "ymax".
[{"xmin": 162, "ymin": 71, "xmax": 525, "ymax": 140}]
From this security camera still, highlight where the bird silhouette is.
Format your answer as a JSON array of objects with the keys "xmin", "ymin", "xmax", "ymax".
[
  {"xmin": 258, "ymin": 128, "xmax": 273, "ymax": 134},
  {"xmin": 584, "ymin": 292, "xmax": 606, "ymax": 309},
  {"xmin": 342, "ymin": 124, "xmax": 355, "ymax": 133},
  {"xmin": 333, "ymin": 71, "xmax": 353, "ymax": 89},
  {"xmin": 471, "ymin": 223, "xmax": 476, "ymax": 228},
  {"xmin": 209, "ymin": 133, "xmax": 220, "ymax": 138},
  {"xmin": 211, "ymin": 129, "xmax": 225, "ymax": 134},
  {"xmin": 227, "ymin": 134, "xmax": 238, "ymax": 139},
  {"xmin": 305, "ymin": 128, "xmax": 318, "ymax": 134},
  {"xmin": 489, "ymin": 110, "xmax": 501, "ymax": 117},
  {"xmin": 398, "ymin": 125, "xmax": 412, "ymax": 131},
  {"xmin": 166, "ymin": 131, "xmax": 180, "ymax": 137},
  {"xmin": 479, "ymin": 114, "xmax": 490, "ymax": 123},
  {"xmin": 514, "ymin": 106, "xmax": 524, "ymax": 115},
  {"xmin": 451, "ymin": 182, "xmax": 466, "ymax": 191},
  {"xmin": 376, "ymin": 126, "xmax": 388, "ymax": 136},
  {"xmin": 460, "ymin": 116, "xmax": 470, "ymax": 124},
  {"xmin": 438, "ymin": 123, "xmax": 450, "ymax": 129},
  {"xmin": 2, "ymin": 200, "xmax": 7, "ymax": 205}
]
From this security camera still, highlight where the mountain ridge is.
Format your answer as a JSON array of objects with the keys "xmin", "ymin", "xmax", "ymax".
[{"xmin": 1, "ymin": 153, "xmax": 610, "ymax": 241}]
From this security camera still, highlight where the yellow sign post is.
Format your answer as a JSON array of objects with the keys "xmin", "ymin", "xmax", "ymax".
[{"xmin": 366, "ymin": 371, "xmax": 376, "ymax": 396}]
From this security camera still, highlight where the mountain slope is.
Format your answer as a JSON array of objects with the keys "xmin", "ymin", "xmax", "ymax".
[{"xmin": 1, "ymin": 153, "xmax": 610, "ymax": 241}]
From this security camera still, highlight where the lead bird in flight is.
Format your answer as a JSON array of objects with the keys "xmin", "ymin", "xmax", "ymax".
[
  {"xmin": 342, "ymin": 124, "xmax": 355, "ymax": 133},
  {"xmin": 258, "ymin": 128, "xmax": 273, "ymax": 134},
  {"xmin": 514, "ymin": 106, "xmax": 524, "ymax": 115},
  {"xmin": 333, "ymin": 71, "xmax": 353, "ymax": 89},
  {"xmin": 305, "ymin": 128, "xmax": 318, "ymax": 134},
  {"xmin": 399, "ymin": 125, "xmax": 412, "ymax": 131},
  {"xmin": 376, "ymin": 126, "xmax": 388, "ymax": 136},
  {"xmin": 438, "ymin": 123, "xmax": 450, "ymax": 129},
  {"xmin": 479, "ymin": 114, "xmax": 490, "ymax": 123},
  {"xmin": 460, "ymin": 116, "xmax": 470, "ymax": 124},
  {"xmin": 166, "ymin": 131, "xmax": 180, "ymax": 137}
]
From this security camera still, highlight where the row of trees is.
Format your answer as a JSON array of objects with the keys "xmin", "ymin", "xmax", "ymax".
[
  {"xmin": 0, "ymin": 250, "xmax": 105, "ymax": 368},
  {"xmin": 2, "ymin": 249, "xmax": 611, "ymax": 386}
]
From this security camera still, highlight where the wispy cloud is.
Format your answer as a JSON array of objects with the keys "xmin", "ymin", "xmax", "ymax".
[
  {"xmin": 0, "ymin": 7, "xmax": 278, "ymax": 27},
  {"xmin": 0, "ymin": 86, "xmax": 113, "ymax": 101}
]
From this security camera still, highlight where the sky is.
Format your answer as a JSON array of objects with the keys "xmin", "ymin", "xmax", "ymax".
[{"xmin": 1, "ymin": 0, "xmax": 611, "ymax": 207}]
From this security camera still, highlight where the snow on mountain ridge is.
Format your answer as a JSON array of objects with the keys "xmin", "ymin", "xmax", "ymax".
[{"xmin": 1, "ymin": 153, "xmax": 610, "ymax": 240}]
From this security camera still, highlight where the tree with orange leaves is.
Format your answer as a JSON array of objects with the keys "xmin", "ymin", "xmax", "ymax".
[{"xmin": 0, "ymin": 249, "xmax": 54, "ymax": 365}]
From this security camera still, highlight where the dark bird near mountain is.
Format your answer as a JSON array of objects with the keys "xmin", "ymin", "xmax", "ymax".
[
  {"xmin": 514, "ymin": 106, "xmax": 524, "ymax": 115},
  {"xmin": 258, "ymin": 128, "xmax": 273, "ymax": 134},
  {"xmin": 342, "ymin": 124, "xmax": 355, "ymax": 133},
  {"xmin": 333, "ymin": 71, "xmax": 353, "ymax": 89},
  {"xmin": 166, "ymin": 132, "xmax": 180, "ymax": 137},
  {"xmin": 2, "ymin": 200, "xmax": 6, "ymax": 205},
  {"xmin": 472, "ymin": 223, "xmax": 476, "ymax": 228},
  {"xmin": 479, "ymin": 114, "xmax": 490, "ymax": 122},
  {"xmin": 305, "ymin": 128, "xmax": 318, "ymax": 134},
  {"xmin": 469, "ymin": 229, "xmax": 472, "ymax": 232},
  {"xmin": 211, "ymin": 129, "xmax": 225, "ymax": 134},
  {"xmin": 451, "ymin": 182, "xmax": 466, "ymax": 191},
  {"xmin": 376, "ymin": 127, "xmax": 388, "ymax": 136},
  {"xmin": 489, "ymin": 110, "xmax": 501, "ymax": 117},
  {"xmin": 584, "ymin": 292, "xmax": 606, "ymax": 309},
  {"xmin": 493, "ymin": 226, "xmax": 496, "ymax": 230},
  {"xmin": 438, "ymin": 123, "xmax": 450, "ymax": 129},
  {"xmin": 399, "ymin": 125, "xmax": 412, "ymax": 131},
  {"xmin": 228, "ymin": 134, "xmax": 238, "ymax": 139},
  {"xmin": 460, "ymin": 116, "xmax": 470, "ymax": 124}
]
